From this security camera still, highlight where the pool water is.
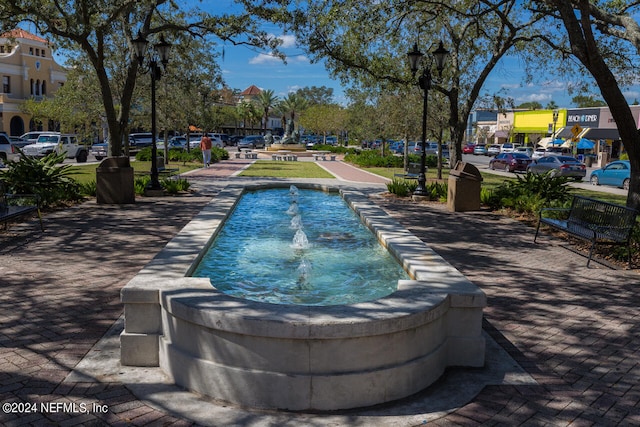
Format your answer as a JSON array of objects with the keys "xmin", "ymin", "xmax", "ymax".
[{"xmin": 192, "ymin": 188, "xmax": 409, "ymax": 306}]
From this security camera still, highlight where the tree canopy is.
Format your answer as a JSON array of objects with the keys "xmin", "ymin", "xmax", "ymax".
[{"xmin": 0, "ymin": 0, "xmax": 288, "ymax": 156}]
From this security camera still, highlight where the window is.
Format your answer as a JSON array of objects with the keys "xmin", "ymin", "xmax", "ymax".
[{"xmin": 2, "ymin": 76, "xmax": 10, "ymax": 93}]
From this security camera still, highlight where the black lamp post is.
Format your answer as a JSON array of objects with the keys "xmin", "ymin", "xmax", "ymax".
[
  {"xmin": 407, "ymin": 41, "xmax": 449, "ymax": 197},
  {"xmin": 552, "ymin": 108, "xmax": 559, "ymax": 140},
  {"xmin": 132, "ymin": 32, "xmax": 170, "ymax": 191}
]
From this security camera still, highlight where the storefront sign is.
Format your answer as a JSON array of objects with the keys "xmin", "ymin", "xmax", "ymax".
[{"xmin": 566, "ymin": 108, "xmax": 600, "ymax": 125}]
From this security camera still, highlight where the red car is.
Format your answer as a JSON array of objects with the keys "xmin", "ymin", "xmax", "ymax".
[
  {"xmin": 463, "ymin": 143, "xmax": 476, "ymax": 154},
  {"xmin": 489, "ymin": 152, "xmax": 533, "ymax": 172}
]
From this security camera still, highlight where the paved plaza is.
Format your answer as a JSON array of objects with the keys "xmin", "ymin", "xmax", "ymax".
[{"xmin": 1, "ymin": 156, "xmax": 638, "ymax": 426}]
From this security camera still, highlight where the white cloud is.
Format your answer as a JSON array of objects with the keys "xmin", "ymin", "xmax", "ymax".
[
  {"xmin": 278, "ymin": 34, "xmax": 296, "ymax": 48},
  {"xmin": 249, "ymin": 52, "xmax": 282, "ymax": 65},
  {"xmin": 523, "ymin": 93, "xmax": 552, "ymax": 103},
  {"xmin": 248, "ymin": 52, "xmax": 309, "ymax": 66}
]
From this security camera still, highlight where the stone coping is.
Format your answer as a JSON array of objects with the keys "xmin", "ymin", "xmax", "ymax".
[{"xmin": 122, "ymin": 182, "xmax": 485, "ymax": 336}]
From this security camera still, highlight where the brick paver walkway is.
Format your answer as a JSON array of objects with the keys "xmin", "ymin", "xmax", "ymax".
[{"xmin": 1, "ymin": 157, "xmax": 638, "ymax": 426}]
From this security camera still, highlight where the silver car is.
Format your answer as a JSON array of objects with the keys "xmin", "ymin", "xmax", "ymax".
[
  {"xmin": 526, "ymin": 155, "xmax": 586, "ymax": 181},
  {"xmin": 237, "ymin": 135, "xmax": 266, "ymax": 151}
]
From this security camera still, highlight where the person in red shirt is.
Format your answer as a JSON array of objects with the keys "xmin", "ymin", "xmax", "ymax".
[{"xmin": 200, "ymin": 134, "xmax": 212, "ymax": 167}]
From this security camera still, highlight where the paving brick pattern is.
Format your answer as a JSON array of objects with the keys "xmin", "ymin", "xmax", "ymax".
[
  {"xmin": 1, "ymin": 158, "xmax": 638, "ymax": 426},
  {"xmin": 372, "ymin": 196, "xmax": 640, "ymax": 426}
]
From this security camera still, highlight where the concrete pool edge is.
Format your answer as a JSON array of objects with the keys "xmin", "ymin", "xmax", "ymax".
[{"xmin": 120, "ymin": 182, "xmax": 487, "ymax": 410}]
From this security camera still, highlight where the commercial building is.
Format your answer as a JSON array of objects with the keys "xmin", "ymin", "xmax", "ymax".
[
  {"xmin": 0, "ymin": 29, "xmax": 67, "ymax": 136},
  {"xmin": 469, "ymin": 106, "xmax": 637, "ymax": 165}
]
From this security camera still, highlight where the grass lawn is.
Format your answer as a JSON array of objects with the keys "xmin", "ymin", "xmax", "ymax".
[
  {"xmin": 366, "ymin": 165, "xmax": 628, "ymax": 205},
  {"xmin": 67, "ymin": 160, "xmax": 201, "ymax": 185},
  {"xmin": 239, "ymin": 160, "xmax": 334, "ymax": 178}
]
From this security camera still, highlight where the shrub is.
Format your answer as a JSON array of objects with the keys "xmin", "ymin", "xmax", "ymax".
[
  {"xmin": 387, "ymin": 178, "xmax": 445, "ymax": 199},
  {"xmin": 387, "ymin": 178, "xmax": 414, "ymax": 197},
  {"xmin": 161, "ymin": 178, "xmax": 191, "ymax": 194},
  {"xmin": 426, "ymin": 181, "xmax": 448, "ymax": 201},
  {"xmin": 134, "ymin": 175, "xmax": 150, "ymax": 195},
  {"xmin": 80, "ymin": 180, "xmax": 97, "ymax": 197},
  {"xmin": 0, "ymin": 152, "xmax": 84, "ymax": 207},
  {"xmin": 484, "ymin": 172, "xmax": 572, "ymax": 213},
  {"xmin": 345, "ymin": 150, "xmax": 405, "ymax": 168}
]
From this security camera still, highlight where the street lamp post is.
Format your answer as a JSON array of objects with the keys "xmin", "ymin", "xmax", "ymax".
[
  {"xmin": 552, "ymin": 109, "xmax": 559, "ymax": 140},
  {"xmin": 407, "ymin": 41, "xmax": 449, "ymax": 198},
  {"xmin": 132, "ymin": 32, "xmax": 170, "ymax": 192}
]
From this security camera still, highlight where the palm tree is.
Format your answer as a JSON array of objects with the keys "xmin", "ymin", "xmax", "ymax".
[
  {"xmin": 236, "ymin": 101, "xmax": 259, "ymax": 133},
  {"xmin": 256, "ymin": 89, "xmax": 279, "ymax": 133},
  {"xmin": 278, "ymin": 93, "xmax": 309, "ymax": 133}
]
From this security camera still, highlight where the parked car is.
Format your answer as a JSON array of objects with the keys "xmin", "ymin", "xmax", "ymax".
[
  {"xmin": 9, "ymin": 136, "xmax": 29, "ymax": 149},
  {"xmin": 514, "ymin": 146, "xmax": 533, "ymax": 157},
  {"xmin": 589, "ymin": 160, "xmax": 630, "ymax": 190},
  {"xmin": 531, "ymin": 147, "xmax": 547, "ymax": 161},
  {"xmin": 526, "ymin": 155, "xmax": 586, "ymax": 180},
  {"xmin": 489, "ymin": 152, "xmax": 533, "ymax": 173},
  {"xmin": 20, "ymin": 131, "xmax": 59, "ymax": 145},
  {"xmin": 129, "ymin": 132, "xmax": 156, "ymax": 149},
  {"xmin": 184, "ymin": 133, "xmax": 224, "ymax": 149},
  {"xmin": 237, "ymin": 135, "xmax": 266, "ymax": 151},
  {"xmin": 390, "ymin": 140, "xmax": 405, "ymax": 154},
  {"xmin": 166, "ymin": 136, "xmax": 187, "ymax": 150},
  {"xmin": 23, "ymin": 133, "xmax": 89, "ymax": 163},
  {"xmin": 473, "ymin": 144, "xmax": 487, "ymax": 155},
  {"xmin": 229, "ymin": 135, "xmax": 243, "ymax": 146},
  {"xmin": 545, "ymin": 146, "xmax": 565, "ymax": 156},
  {"xmin": 0, "ymin": 133, "xmax": 15, "ymax": 162},
  {"xmin": 463, "ymin": 143, "xmax": 475, "ymax": 154},
  {"xmin": 500, "ymin": 143, "xmax": 518, "ymax": 153},
  {"xmin": 210, "ymin": 133, "xmax": 230, "ymax": 146},
  {"xmin": 409, "ymin": 141, "xmax": 434, "ymax": 155},
  {"xmin": 90, "ymin": 142, "xmax": 108, "ymax": 160},
  {"xmin": 487, "ymin": 144, "xmax": 501, "ymax": 156}
]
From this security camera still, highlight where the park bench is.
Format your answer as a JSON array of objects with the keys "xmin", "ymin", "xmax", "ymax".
[
  {"xmin": 0, "ymin": 183, "xmax": 43, "ymax": 231},
  {"xmin": 394, "ymin": 162, "xmax": 422, "ymax": 180},
  {"xmin": 534, "ymin": 195, "xmax": 638, "ymax": 268},
  {"xmin": 135, "ymin": 157, "xmax": 179, "ymax": 178}
]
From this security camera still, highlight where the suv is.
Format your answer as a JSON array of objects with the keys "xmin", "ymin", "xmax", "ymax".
[
  {"xmin": 128, "ymin": 133, "xmax": 155, "ymax": 149},
  {"xmin": 0, "ymin": 133, "xmax": 14, "ymax": 162},
  {"xmin": 500, "ymin": 143, "xmax": 518, "ymax": 153},
  {"xmin": 22, "ymin": 133, "xmax": 89, "ymax": 162},
  {"xmin": 210, "ymin": 133, "xmax": 230, "ymax": 146}
]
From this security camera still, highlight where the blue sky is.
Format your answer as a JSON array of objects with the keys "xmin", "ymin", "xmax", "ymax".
[
  {"xmin": 217, "ymin": 31, "xmax": 612, "ymax": 109},
  {"xmin": 217, "ymin": 27, "xmax": 640, "ymax": 110},
  {"xmin": 215, "ymin": 32, "xmax": 349, "ymax": 102}
]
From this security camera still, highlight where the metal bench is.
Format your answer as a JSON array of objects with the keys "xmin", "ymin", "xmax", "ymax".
[
  {"xmin": 134, "ymin": 157, "xmax": 179, "ymax": 178},
  {"xmin": 534, "ymin": 195, "xmax": 638, "ymax": 267},
  {"xmin": 394, "ymin": 162, "xmax": 422, "ymax": 180},
  {"xmin": 0, "ymin": 183, "xmax": 43, "ymax": 231}
]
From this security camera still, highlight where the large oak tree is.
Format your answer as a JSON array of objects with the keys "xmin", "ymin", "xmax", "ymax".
[{"xmin": 533, "ymin": 0, "xmax": 640, "ymax": 209}]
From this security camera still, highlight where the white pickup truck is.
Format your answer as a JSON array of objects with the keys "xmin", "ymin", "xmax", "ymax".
[{"xmin": 22, "ymin": 133, "xmax": 89, "ymax": 162}]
